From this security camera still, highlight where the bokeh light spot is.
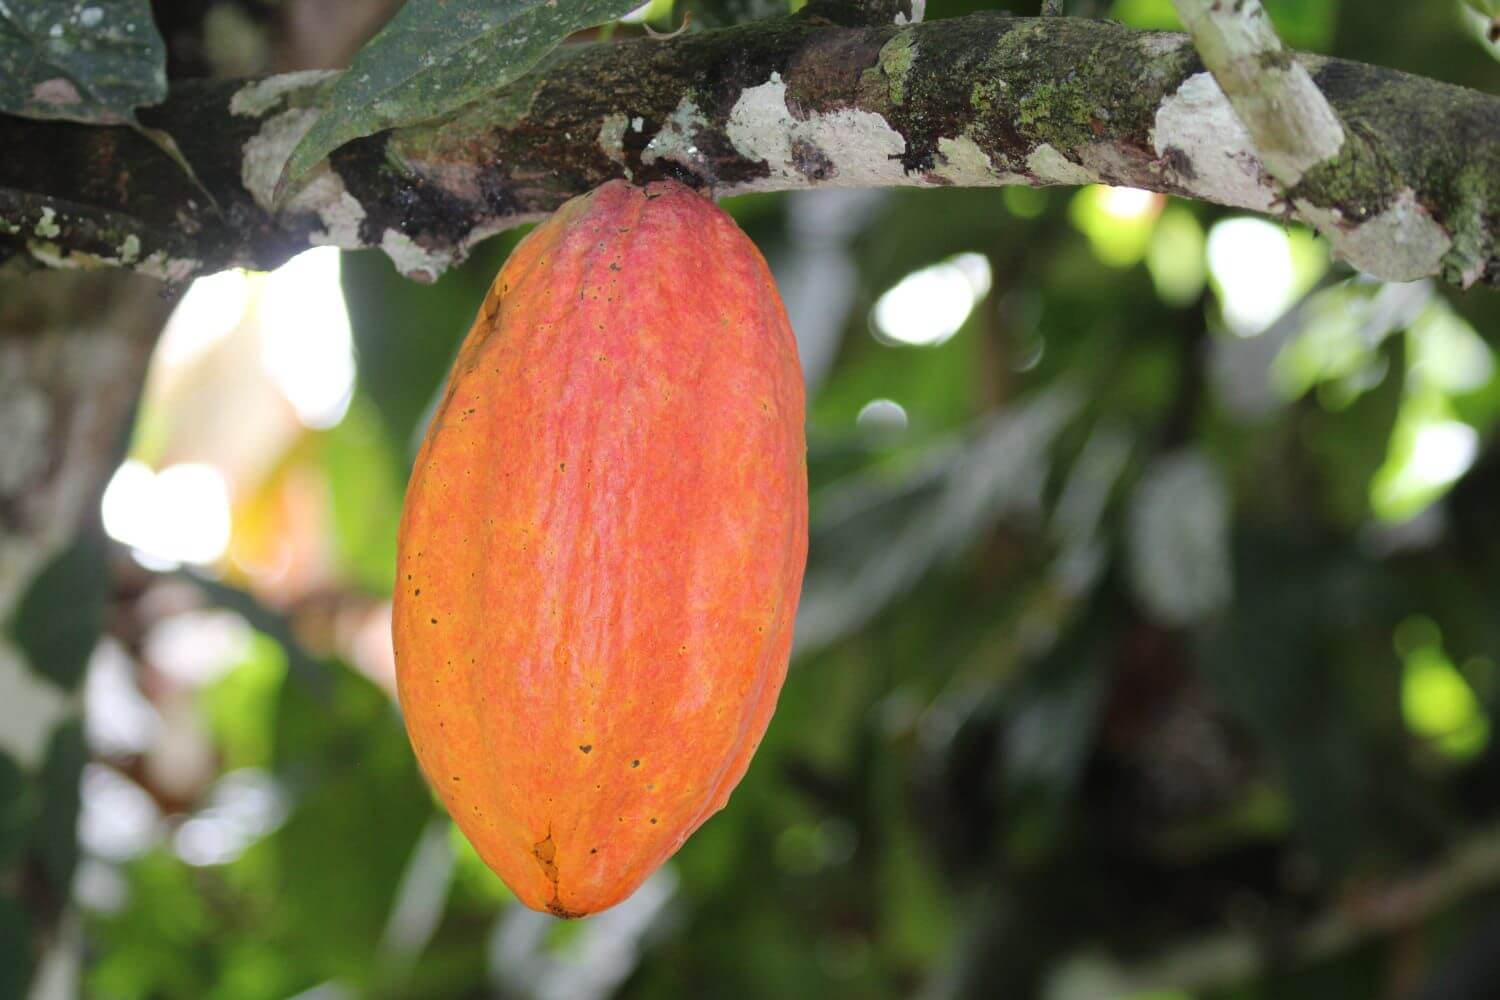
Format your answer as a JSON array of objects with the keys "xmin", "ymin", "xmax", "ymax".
[
  {"xmin": 101, "ymin": 459, "xmax": 233, "ymax": 569},
  {"xmin": 872, "ymin": 252, "xmax": 991, "ymax": 347}
]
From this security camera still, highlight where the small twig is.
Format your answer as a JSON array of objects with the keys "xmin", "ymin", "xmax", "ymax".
[{"xmin": 1169, "ymin": 0, "xmax": 1344, "ymax": 187}]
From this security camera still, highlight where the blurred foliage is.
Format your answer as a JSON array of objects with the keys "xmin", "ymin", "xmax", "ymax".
[{"xmin": 4, "ymin": 0, "xmax": 1500, "ymax": 998}]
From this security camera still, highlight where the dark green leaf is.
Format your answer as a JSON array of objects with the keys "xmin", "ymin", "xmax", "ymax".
[
  {"xmin": 0, "ymin": 0, "xmax": 166, "ymax": 124},
  {"xmin": 278, "ymin": 0, "xmax": 640, "ymax": 199},
  {"xmin": 35, "ymin": 718, "xmax": 85, "ymax": 892},
  {"xmin": 9, "ymin": 524, "xmax": 109, "ymax": 692},
  {"xmin": 1195, "ymin": 534, "xmax": 1373, "ymax": 867},
  {"xmin": 0, "ymin": 895, "xmax": 32, "ymax": 1000},
  {"xmin": 0, "ymin": 751, "xmax": 31, "ymax": 869}
]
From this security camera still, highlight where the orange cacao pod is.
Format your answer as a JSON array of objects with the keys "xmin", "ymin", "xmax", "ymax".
[{"xmin": 392, "ymin": 180, "xmax": 808, "ymax": 918}]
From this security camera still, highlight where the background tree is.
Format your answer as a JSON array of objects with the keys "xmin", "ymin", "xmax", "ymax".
[{"xmin": 1, "ymin": 0, "xmax": 1498, "ymax": 997}]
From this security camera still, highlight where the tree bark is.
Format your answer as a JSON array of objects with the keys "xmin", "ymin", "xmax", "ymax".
[{"xmin": 0, "ymin": 10, "xmax": 1495, "ymax": 287}]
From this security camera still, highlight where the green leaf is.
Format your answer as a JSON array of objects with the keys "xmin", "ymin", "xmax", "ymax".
[
  {"xmin": 0, "ymin": 0, "xmax": 166, "ymax": 124},
  {"xmin": 9, "ymin": 524, "xmax": 109, "ymax": 692},
  {"xmin": 0, "ymin": 895, "xmax": 32, "ymax": 1000},
  {"xmin": 35, "ymin": 718, "xmax": 86, "ymax": 892},
  {"xmin": 0, "ymin": 751, "xmax": 31, "ymax": 869},
  {"xmin": 1194, "ymin": 534, "xmax": 1374, "ymax": 868},
  {"xmin": 1460, "ymin": 1, "xmax": 1500, "ymax": 62},
  {"xmin": 277, "ymin": 0, "xmax": 640, "ymax": 201}
]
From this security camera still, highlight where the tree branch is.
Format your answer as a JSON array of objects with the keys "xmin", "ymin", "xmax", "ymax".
[
  {"xmin": 1165, "ymin": 0, "xmax": 1468, "ymax": 289},
  {"xmin": 1171, "ymin": 0, "xmax": 1345, "ymax": 187},
  {"xmin": 0, "ymin": 12, "xmax": 1494, "ymax": 287}
]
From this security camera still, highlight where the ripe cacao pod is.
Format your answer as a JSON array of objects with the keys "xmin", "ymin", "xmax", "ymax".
[{"xmin": 392, "ymin": 180, "xmax": 807, "ymax": 918}]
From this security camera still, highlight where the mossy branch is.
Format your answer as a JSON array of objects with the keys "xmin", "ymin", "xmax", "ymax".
[{"xmin": 0, "ymin": 11, "xmax": 1494, "ymax": 287}]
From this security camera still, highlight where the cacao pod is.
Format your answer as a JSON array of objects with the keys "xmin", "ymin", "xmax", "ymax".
[{"xmin": 392, "ymin": 180, "xmax": 808, "ymax": 918}]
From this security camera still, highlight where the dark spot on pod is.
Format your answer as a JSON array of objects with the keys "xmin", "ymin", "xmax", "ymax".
[
  {"xmin": 650, "ymin": 818, "xmax": 658, "ymax": 824},
  {"xmin": 631, "ymin": 759, "xmax": 640, "ymax": 768},
  {"xmin": 579, "ymin": 744, "xmax": 592, "ymax": 753},
  {"xmin": 430, "ymin": 618, "xmax": 438, "ymax": 624}
]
